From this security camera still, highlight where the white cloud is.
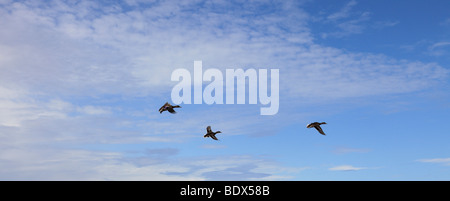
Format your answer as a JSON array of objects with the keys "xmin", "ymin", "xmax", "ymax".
[
  {"xmin": 319, "ymin": 0, "xmax": 375, "ymax": 38},
  {"xmin": 417, "ymin": 158, "xmax": 450, "ymax": 166},
  {"xmin": 425, "ymin": 41, "xmax": 450, "ymax": 57},
  {"xmin": 0, "ymin": 147, "xmax": 202, "ymax": 180},
  {"xmin": 0, "ymin": 0, "xmax": 446, "ymax": 100},
  {"xmin": 166, "ymin": 155, "xmax": 307, "ymax": 181},
  {"xmin": 77, "ymin": 105, "xmax": 111, "ymax": 115},
  {"xmin": 440, "ymin": 18, "xmax": 450, "ymax": 26},
  {"xmin": 372, "ymin": 20, "xmax": 399, "ymax": 29},
  {"xmin": 201, "ymin": 144, "xmax": 227, "ymax": 149},
  {"xmin": 327, "ymin": 0, "xmax": 358, "ymax": 21},
  {"xmin": 0, "ymin": 144, "xmax": 300, "ymax": 180},
  {"xmin": 0, "ymin": 87, "xmax": 71, "ymax": 127},
  {"xmin": 332, "ymin": 147, "xmax": 371, "ymax": 154},
  {"xmin": 283, "ymin": 46, "xmax": 448, "ymax": 101},
  {"xmin": 329, "ymin": 165, "xmax": 367, "ymax": 171},
  {"xmin": 429, "ymin": 42, "xmax": 450, "ymax": 50}
]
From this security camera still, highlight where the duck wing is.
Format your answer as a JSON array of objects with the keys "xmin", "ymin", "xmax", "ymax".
[
  {"xmin": 314, "ymin": 125, "xmax": 326, "ymax": 135},
  {"xmin": 159, "ymin": 106, "xmax": 165, "ymax": 113},
  {"xmin": 210, "ymin": 134, "xmax": 219, "ymax": 140},
  {"xmin": 159, "ymin": 102, "xmax": 169, "ymax": 113},
  {"xmin": 307, "ymin": 122, "xmax": 319, "ymax": 128},
  {"xmin": 206, "ymin": 126, "xmax": 212, "ymax": 133},
  {"xmin": 167, "ymin": 107, "xmax": 176, "ymax": 114}
]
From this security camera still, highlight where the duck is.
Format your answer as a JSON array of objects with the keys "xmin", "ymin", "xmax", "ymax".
[
  {"xmin": 159, "ymin": 102, "xmax": 181, "ymax": 114},
  {"xmin": 306, "ymin": 122, "xmax": 327, "ymax": 135},
  {"xmin": 204, "ymin": 126, "xmax": 221, "ymax": 140}
]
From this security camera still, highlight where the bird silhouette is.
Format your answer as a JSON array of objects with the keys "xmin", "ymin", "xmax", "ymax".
[
  {"xmin": 159, "ymin": 102, "xmax": 181, "ymax": 114},
  {"xmin": 204, "ymin": 126, "xmax": 221, "ymax": 140},
  {"xmin": 307, "ymin": 122, "xmax": 327, "ymax": 135}
]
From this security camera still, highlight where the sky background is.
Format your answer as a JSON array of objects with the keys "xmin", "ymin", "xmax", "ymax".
[{"xmin": 1, "ymin": 0, "xmax": 450, "ymax": 180}]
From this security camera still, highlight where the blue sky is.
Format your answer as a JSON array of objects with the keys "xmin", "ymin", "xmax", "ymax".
[{"xmin": 0, "ymin": 0, "xmax": 449, "ymax": 180}]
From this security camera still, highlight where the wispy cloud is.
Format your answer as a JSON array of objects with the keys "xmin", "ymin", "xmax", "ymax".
[
  {"xmin": 440, "ymin": 18, "xmax": 450, "ymax": 26},
  {"xmin": 0, "ymin": 141, "xmax": 302, "ymax": 180},
  {"xmin": 429, "ymin": 42, "xmax": 450, "ymax": 49},
  {"xmin": 426, "ymin": 41, "xmax": 450, "ymax": 56},
  {"xmin": 326, "ymin": 0, "xmax": 358, "ymax": 21},
  {"xmin": 372, "ymin": 20, "xmax": 400, "ymax": 29},
  {"xmin": 399, "ymin": 40, "xmax": 450, "ymax": 57},
  {"xmin": 332, "ymin": 147, "xmax": 371, "ymax": 154},
  {"xmin": 329, "ymin": 165, "xmax": 367, "ymax": 171},
  {"xmin": 283, "ymin": 45, "xmax": 448, "ymax": 101},
  {"xmin": 77, "ymin": 105, "xmax": 112, "ymax": 115},
  {"xmin": 318, "ymin": 1, "xmax": 398, "ymax": 38},
  {"xmin": 319, "ymin": 0, "xmax": 372, "ymax": 38},
  {"xmin": 201, "ymin": 144, "xmax": 228, "ymax": 149},
  {"xmin": 417, "ymin": 158, "xmax": 450, "ymax": 166},
  {"xmin": 1, "ymin": 0, "xmax": 446, "ymax": 101}
]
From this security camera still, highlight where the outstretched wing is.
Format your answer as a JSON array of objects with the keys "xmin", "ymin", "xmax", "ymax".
[
  {"xmin": 167, "ymin": 107, "xmax": 176, "ymax": 114},
  {"xmin": 159, "ymin": 102, "xmax": 169, "ymax": 113},
  {"xmin": 210, "ymin": 134, "xmax": 218, "ymax": 140},
  {"xmin": 314, "ymin": 125, "xmax": 326, "ymax": 135},
  {"xmin": 206, "ymin": 126, "xmax": 212, "ymax": 133}
]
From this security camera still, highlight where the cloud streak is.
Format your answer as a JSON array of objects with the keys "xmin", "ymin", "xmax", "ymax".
[
  {"xmin": 329, "ymin": 165, "xmax": 367, "ymax": 171},
  {"xmin": 417, "ymin": 158, "xmax": 450, "ymax": 166},
  {"xmin": 326, "ymin": 0, "xmax": 358, "ymax": 21}
]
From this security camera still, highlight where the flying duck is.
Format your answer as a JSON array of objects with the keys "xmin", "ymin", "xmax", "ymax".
[
  {"xmin": 204, "ymin": 126, "xmax": 221, "ymax": 140},
  {"xmin": 307, "ymin": 122, "xmax": 327, "ymax": 135},
  {"xmin": 159, "ymin": 102, "xmax": 181, "ymax": 114}
]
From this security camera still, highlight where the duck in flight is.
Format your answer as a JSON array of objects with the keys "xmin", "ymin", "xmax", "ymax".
[
  {"xmin": 307, "ymin": 122, "xmax": 327, "ymax": 135},
  {"xmin": 204, "ymin": 126, "xmax": 222, "ymax": 140},
  {"xmin": 159, "ymin": 102, "xmax": 181, "ymax": 114}
]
